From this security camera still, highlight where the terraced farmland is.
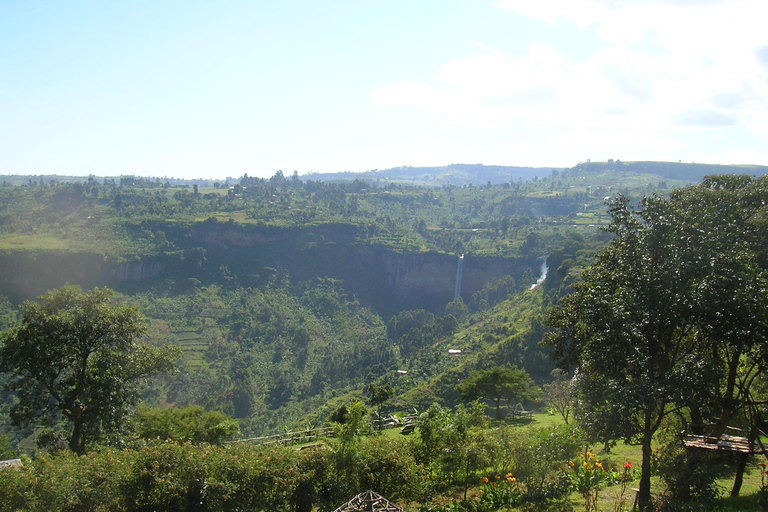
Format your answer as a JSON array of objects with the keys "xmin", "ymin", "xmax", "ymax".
[{"xmin": 173, "ymin": 330, "xmax": 209, "ymax": 369}]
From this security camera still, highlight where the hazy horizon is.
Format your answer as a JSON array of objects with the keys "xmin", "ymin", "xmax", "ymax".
[{"xmin": 3, "ymin": 1, "xmax": 767, "ymax": 180}]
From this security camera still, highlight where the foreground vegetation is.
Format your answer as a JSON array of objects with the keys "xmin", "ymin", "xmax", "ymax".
[
  {"xmin": 2, "ymin": 411, "xmax": 767, "ymax": 512},
  {"xmin": 2, "ymin": 164, "xmax": 768, "ymax": 510}
]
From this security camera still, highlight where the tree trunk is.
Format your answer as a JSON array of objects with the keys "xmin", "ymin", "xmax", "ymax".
[
  {"xmin": 677, "ymin": 448, "xmax": 704, "ymax": 501},
  {"xmin": 638, "ymin": 432, "xmax": 654, "ymax": 511},
  {"xmin": 69, "ymin": 414, "xmax": 85, "ymax": 455},
  {"xmin": 730, "ymin": 452, "xmax": 749, "ymax": 497},
  {"xmin": 708, "ymin": 410, "xmax": 734, "ymax": 441}
]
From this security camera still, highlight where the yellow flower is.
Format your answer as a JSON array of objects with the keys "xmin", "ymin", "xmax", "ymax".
[
  {"xmin": 505, "ymin": 473, "xmax": 513, "ymax": 479},
  {"xmin": 569, "ymin": 461, "xmax": 575, "ymax": 467},
  {"xmin": 595, "ymin": 462, "xmax": 604, "ymax": 470},
  {"xmin": 480, "ymin": 477, "xmax": 489, "ymax": 484},
  {"xmin": 507, "ymin": 477, "xmax": 517, "ymax": 483}
]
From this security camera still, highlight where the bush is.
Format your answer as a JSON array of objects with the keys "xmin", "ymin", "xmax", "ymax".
[
  {"xmin": 135, "ymin": 405, "xmax": 240, "ymax": 445},
  {"xmin": 0, "ymin": 436, "xmax": 429, "ymax": 512},
  {"xmin": 0, "ymin": 450, "xmax": 134, "ymax": 512},
  {"xmin": 508, "ymin": 424, "xmax": 582, "ymax": 498}
]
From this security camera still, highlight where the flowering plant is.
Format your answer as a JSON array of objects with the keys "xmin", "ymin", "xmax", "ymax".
[
  {"xmin": 610, "ymin": 462, "xmax": 636, "ymax": 512},
  {"xmin": 478, "ymin": 473, "xmax": 522, "ymax": 509},
  {"xmin": 758, "ymin": 462, "xmax": 768, "ymax": 508},
  {"xmin": 567, "ymin": 450, "xmax": 610, "ymax": 512}
]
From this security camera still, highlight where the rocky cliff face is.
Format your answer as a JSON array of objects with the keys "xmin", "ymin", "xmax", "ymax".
[
  {"xmin": 99, "ymin": 259, "xmax": 164, "ymax": 283},
  {"xmin": 0, "ymin": 222, "xmax": 540, "ymax": 314},
  {"xmin": 0, "ymin": 251, "xmax": 165, "ymax": 301},
  {"xmin": 346, "ymin": 246, "xmax": 536, "ymax": 310}
]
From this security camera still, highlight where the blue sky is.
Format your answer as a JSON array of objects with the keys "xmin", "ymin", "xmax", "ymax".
[{"xmin": 2, "ymin": 0, "xmax": 767, "ymax": 179}]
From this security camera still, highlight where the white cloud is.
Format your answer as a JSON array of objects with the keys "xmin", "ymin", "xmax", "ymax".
[
  {"xmin": 371, "ymin": 43, "xmax": 575, "ymax": 128},
  {"xmin": 494, "ymin": 0, "xmax": 767, "ymax": 52},
  {"xmin": 708, "ymin": 147, "xmax": 768, "ymax": 166},
  {"xmin": 370, "ymin": 0, "xmax": 768, "ymax": 165}
]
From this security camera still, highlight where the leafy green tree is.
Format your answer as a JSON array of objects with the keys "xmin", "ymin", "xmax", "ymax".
[
  {"xmin": 444, "ymin": 297, "xmax": 469, "ymax": 321},
  {"xmin": 662, "ymin": 176, "xmax": 768, "ymax": 498},
  {"xmin": 545, "ymin": 180, "xmax": 768, "ymax": 509},
  {"xmin": 0, "ymin": 285, "xmax": 180, "ymax": 454},
  {"xmin": 542, "ymin": 368, "xmax": 573, "ymax": 424},
  {"xmin": 331, "ymin": 400, "xmax": 370, "ymax": 498},
  {"xmin": 546, "ymin": 195, "xmax": 706, "ymax": 510},
  {"xmin": 415, "ymin": 401, "xmax": 489, "ymax": 494},
  {"xmin": 136, "ymin": 405, "xmax": 240, "ymax": 445},
  {"xmin": 457, "ymin": 366, "xmax": 539, "ymax": 420},
  {"xmin": 0, "ymin": 435, "xmax": 14, "ymax": 460},
  {"xmin": 415, "ymin": 403, "xmax": 451, "ymax": 467},
  {"xmin": 667, "ymin": 176, "xmax": 768, "ymax": 434},
  {"xmin": 368, "ymin": 383, "xmax": 394, "ymax": 431}
]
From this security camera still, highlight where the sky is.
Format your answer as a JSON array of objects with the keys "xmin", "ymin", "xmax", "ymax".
[{"xmin": 1, "ymin": 0, "xmax": 767, "ymax": 180}]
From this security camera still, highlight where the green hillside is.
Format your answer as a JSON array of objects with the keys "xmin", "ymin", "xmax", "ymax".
[
  {"xmin": 1, "ymin": 164, "xmax": 768, "ymax": 510},
  {"xmin": 0, "ymin": 162, "xmax": 760, "ymax": 439}
]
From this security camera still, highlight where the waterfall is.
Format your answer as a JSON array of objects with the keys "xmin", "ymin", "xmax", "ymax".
[
  {"xmin": 530, "ymin": 257, "xmax": 549, "ymax": 290},
  {"xmin": 454, "ymin": 254, "xmax": 464, "ymax": 299}
]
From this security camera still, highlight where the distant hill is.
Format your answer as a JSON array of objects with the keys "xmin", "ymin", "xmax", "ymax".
[
  {"xmin": 302, "ymin": 164, "xmax": 562, "ymax": 187},
  {"xmin": 572, "ymin": 160, "xmax": 768, "ymax": 183},
  {"xmin": 3, "ymin": 161, "xmax": 766, "ymax": 188},
  {"xmin": 302, "ymin": 161, "xmax": 768, "ymax": 188}
]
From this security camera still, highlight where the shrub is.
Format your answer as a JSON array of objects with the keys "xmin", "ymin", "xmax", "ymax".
[{"xmin": 508, "ymin": 424, "xmax": 582, "ymax": 498}]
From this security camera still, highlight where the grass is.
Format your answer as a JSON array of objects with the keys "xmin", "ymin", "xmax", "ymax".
[
  {"xmin": 174, "ymin": 331, "xmax": 209, "ymax": 369},
  {"xmin": 0, "ymin": 234, "xmax": 80, "ymax": 251},
  {"xmin": 539, "ymin": 413, "xmax": 767, "ymax": 512},
  {"xmin": 480, "ymin": 412, "xmax": 766, "ymax": 511},
  {"xmin": 263, "ymin": 409, "xmax": 767, "ymax": 510}
]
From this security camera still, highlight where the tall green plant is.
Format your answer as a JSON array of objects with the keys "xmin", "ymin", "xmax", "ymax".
[{"xmin": 0, "ymin": 285, "xmax": 180, "ymax": 454}]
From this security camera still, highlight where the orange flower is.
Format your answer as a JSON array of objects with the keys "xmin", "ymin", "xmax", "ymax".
[{"xmin": 480, "ymin": 477, "xmax": 489, "ymax": 484}]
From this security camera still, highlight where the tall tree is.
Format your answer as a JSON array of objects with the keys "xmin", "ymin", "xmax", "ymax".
[
  {"xmin": 368, "ymin": 383, "xmax": 394, "ymax": 431},
  {"xmin": 0, "ymin": 285, "xmax": 180, "ymax": 454},
  {"xmin": 665, "ymin": 175, "xmax": 768, "ymax": 498},
  {"xmin": 670, "ymin": 175, "xmax": 768, "ymax": 435},
  {"xmin": 457, "ymin": 365, "xmax": 538, "ymax": 420},
  {"xmin": 543, "ymin": 369, "xmax": 573, "ymax": 425},
  {"xmin": 546, "ymin": 177, "xmax": 768, "ymax": 509},
  {"xmin": 546, "ymin": 194, "xmax": 714, "ymax": 511}
]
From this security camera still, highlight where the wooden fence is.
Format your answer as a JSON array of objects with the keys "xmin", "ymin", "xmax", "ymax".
[{"xmin": 229, "ymin": 414, "xmax": 419, "ymax": 447}]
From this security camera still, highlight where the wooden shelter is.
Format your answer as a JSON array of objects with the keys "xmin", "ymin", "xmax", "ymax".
[
  {"xmin": 332, "ymin": 490, "xmax": 405, "ymax": 512},
  {"xmin": 680, "ymin": 425, "xmax": 768, "ymax": 454},
  {"xmin": 679, "ymin": 423, "xmax": 768, "ymax": 498},
  {"xmin": 511, "ymin": 402, "xmax": 534, "ymax": 420}
]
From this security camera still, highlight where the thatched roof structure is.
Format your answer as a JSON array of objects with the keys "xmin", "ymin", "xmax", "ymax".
[{"xmin": 332, "ymin": 490, "xmax": 405, "ymax": 512}]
